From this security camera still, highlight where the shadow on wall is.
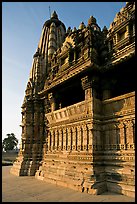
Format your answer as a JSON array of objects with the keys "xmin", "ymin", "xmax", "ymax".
[{"xmin": 92, "ymin": 92, "xmax": 135, "ymax": 196}]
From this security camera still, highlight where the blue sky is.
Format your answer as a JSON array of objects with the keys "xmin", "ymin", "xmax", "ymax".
[{"xmin": 2, "ymin": 2, "xmax": 126, "ymax": 145}]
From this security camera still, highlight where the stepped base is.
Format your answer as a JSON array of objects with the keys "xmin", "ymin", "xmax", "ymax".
[
  {"xmin": 35, "ymin": 152, "xmax": 107, "ymax": 195},
  {"xmin": 107, "ymin": 182, "xmax": 135, "ymax": 198},
  {"xmin": 10, "ymin": 156, "xmax": 40, "ymax": 176}
]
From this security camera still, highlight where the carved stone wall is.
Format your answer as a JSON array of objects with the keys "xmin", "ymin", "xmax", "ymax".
[
  {"xmin": 10, "ymin": 3, "xmax": 135, "ymax": 198},
  {"xmin": 102, "ymin": 92, "xmax": 135, "ymax": 197}
]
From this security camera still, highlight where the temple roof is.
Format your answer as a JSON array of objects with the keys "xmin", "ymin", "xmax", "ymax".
[{"xmin": 43, "ymin": 10, "xmax": 66, "ymax": 31}]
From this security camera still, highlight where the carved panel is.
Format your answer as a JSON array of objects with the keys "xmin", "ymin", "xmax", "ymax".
[
  {"xmin": 102, "ymin": 92, "xmax": 135, "ymax": 118},
  {"xmin": 46, "ymin": 100, "xmax": 92, "ymax": 125}
]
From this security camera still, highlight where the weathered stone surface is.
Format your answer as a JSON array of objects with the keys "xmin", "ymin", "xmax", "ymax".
[{"xmin": 10, "ymin": 3, "xmax": 135, "ymax": 198}]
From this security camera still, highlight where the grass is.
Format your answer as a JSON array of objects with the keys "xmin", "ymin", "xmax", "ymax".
[
  {"xmin": 2, "ymin": 161, "xmax": 13, "ymax": 166},
  {"xmin": 2, "ymin": 152, "xmax": 18, "ymax": 166}
]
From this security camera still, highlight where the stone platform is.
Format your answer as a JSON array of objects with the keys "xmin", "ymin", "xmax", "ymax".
[{"xmin": 2, "ymin": 166, "xmax": 135, "ymax": 202}]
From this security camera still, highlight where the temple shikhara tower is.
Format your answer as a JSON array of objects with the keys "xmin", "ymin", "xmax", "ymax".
[{"xmin": 10, "ymin": 2, "xmax": 135, "ymax": 197}]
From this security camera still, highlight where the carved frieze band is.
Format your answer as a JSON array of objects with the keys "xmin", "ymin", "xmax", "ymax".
[
  {"xmin": 103, "ymin": 118, "xmax": 135, "ymax": 150},
  {"xmin": 46, "ymin": 123, "xmax": 96, "ymax": 153}
]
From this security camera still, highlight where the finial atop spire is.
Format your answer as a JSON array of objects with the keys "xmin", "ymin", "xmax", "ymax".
[
  {"xmin": 88, "ymin": 16, "xmax": 97, "ymax": 25},
  {"xmin": 79, "ymin": 22, "xmax": 86, "ymax": 30},
  {"xmin": 51, "ymin": 11, "xmax": 58, "ymax": 19},
  {"xmin": 49, "ymin": 6, "xmax": 51, "ymax": 18}
]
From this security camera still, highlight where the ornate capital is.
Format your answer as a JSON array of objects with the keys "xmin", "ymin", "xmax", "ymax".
[
  {"xmin": 77, "ymin": 126, "xmax": 81, "ymax": 132},
  {"xmin": 87, "ymin": 123, "xmax": 93, "ymax": 130},
  {"xmin": 124, "ymin": 120, "xmax": 133, "ymax": 128},
  {"xmin": 81, "ymin": 76, "xmax": 92, "ymax": 90},
  {"xmin": 48, "ymin": 92, "xmax": 54, "ymax": 101},
  {"xmin": 82, "ymin": 124, "xmax": 87, "ymax": 131},
  {"xmin": 118, "ymin": 122, "xmax": 125, "ymax": 129},
  {"xmin": 72, "ymin": 126, "xmax": 76, "ymax": 133}
]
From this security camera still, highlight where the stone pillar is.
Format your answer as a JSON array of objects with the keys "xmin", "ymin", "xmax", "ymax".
[
  {"xmin": 47, "ymin": 131, "xmax": 51, "ymax": 151},
  {"xmin": 57, "ymin": 130, "xmax": 59, "ymax": 150},
  {"xmin": 72, "ymin": 127, "xmax": 77, "ymax": 151},
  {"xmin": 77, "ymin": 126, "xmax": 81, "ymax": 151},
  {"xmin": 66, "ymin": 129, "xmax": 68, "ymax": 151},
  {"xmin": 118, "ymin": 122, "xmax": 125, "ymax": 144},
  {"xmin": 82, "ymin": 124, "xmax": 88, "ymax": 151},
  {"xmin": 118, "ymin": 122, "xmax": 126, "ymax": 149},
  {"xmin": 125, "ymin": 120, "xmax": 134, "ymax": 144},
  {"xmin": 87, "ymin": 124, "xmax": 93, "ymax": 152},
  {"xmin": 125, "ymin": 25, "xmax": 130, "ymax": 38},
  {"xmin": 132, "ymin": 119, "xmax": 135, "ymax": 143},
  {"xmin": 58, "ymin": 128, "xmax": 63, "ymax": 151},
  {"xmin": 54, "ymin": 129, "xmax": 58, "ymax": 151},
  {"xmin": 67, "ymin": 127, "xmax": 71, "ymax": 151},
  {"xmin": 63, "ymin": 128, "xmax": 67, "ymax": 151},
  {"xmin": 115, "ymin": 33, "xmax": 118, "ymax": 44},
  {"xmin": 50, "ymin": 130, "xmax": 54, "ymax": 151},
  {"xmin": 81, "ymin": 75, "xmax": 94, "ymax": 100},
  {"xmin": 48, "ymin": 92, "xmax": 56, "ymax": 112}
]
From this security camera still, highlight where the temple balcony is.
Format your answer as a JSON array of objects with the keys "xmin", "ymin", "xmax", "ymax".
[
  {"xmin": 111, "ymin": 41, "xmax": 135, "ymax": 64},
  {"xmin": 102, "ymin": 91, "xmax": 135, "ymax": 119},
  {"xmin": 45, "ymin": 99, "xmax": 92, "ymax": 125}
]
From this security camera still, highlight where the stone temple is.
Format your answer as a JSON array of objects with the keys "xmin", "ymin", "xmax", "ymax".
[{"xmin": 10, "ymin": 2, "xmax": 135, "ymax": 197}]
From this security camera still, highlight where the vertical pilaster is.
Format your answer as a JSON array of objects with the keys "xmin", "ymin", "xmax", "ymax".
[
  {"xmin": 63, "ymin": 128, "xmax": 67, "ymax": 151},
  {"xmin": 82, "ymin": 124, "xmax": 88, "ymax": 151},
  {"xmin": 67, "ymin": 127, "xmax": 71, "ymax": 151},
  {"xmin": 50, "ymin": 130, "xmax": 54, "ymax": 151},
  {"xmin": 47, "ymin": 131, "xmax": 51, "ymax": 151},
  {"xmin": 54, "ymin": 129, "xmax": 58, "ymax": 151},
  {"xmin": 125, "ymin": 120, "xmax": 134, "ymax": 144},
  {"xmin": 72, "ymin": 127, "xmax": 77, "ymax": 151},
  {"xmin": 118, "ymin": 122, "xmax": 125, "ymax": 145},
  {"xmin": 125, "ymin": 25, "xmax": 130, "ymax": 38},
  {"xmin": 56, "ymin": 129, "xmax": 59, "ymax": 151},
  {"xmin": 48, "ymin": 93, "xmax": 56, "ymax": 112},
  {"xmin": 87, "ymin": 124, "xmax": 93, "ymax": 153},
  {"xmin": 77, "ymin": 126, "xmax": 81, "ymax": 151},
  {"xmin": 58, "ymin": 128, "xmax": 63, "ymax": 151},
  {"xmin": 81, "ymin": 75, "xmax": 96, "ymax": 100},
  {"xmin": 132, "ymin": 119, "xmax": 135, "ymax": 143}
]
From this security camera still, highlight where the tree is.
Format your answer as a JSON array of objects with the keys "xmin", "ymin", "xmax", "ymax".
[{"xmin": 2, "ymin": 133, "xmax": 18, "ymax": 152}]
